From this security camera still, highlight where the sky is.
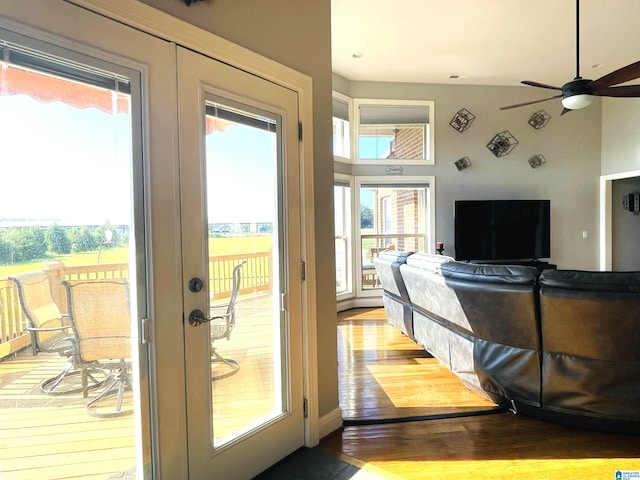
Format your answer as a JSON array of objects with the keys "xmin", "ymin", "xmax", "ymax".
[
  {"xmin": 0, "ymin": 94, "xmax": 132, "ymax": 226},
  {"xmin": 205, "ymin": 123, "xmax": 276, "ymax": 224},
  {"xmin": 0, "ymin": 93, "xmax": 277, "ymax": 228}
]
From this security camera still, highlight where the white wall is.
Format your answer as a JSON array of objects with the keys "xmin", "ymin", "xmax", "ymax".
[
  {"xmin": 612, "ymin": 177, "xmax": 640, "ymax": 270},
  {"xmin": 602, "ymin": 97, "xmax": 640, "ymax": 175},
  {"xmin": 335, "ymin": 78, "xmax": 603, "ymax": 269},
  {"xmin": 601, "ymin": 97, "xmax": 640, "ymax": 271}
]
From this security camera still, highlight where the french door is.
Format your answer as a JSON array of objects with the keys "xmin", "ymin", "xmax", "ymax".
[
  {"xmin": 0, "ymin": 2, "xmax": 307, "ymax": 478},
  {"xmin": 177, "ymin": 47, "xmax": 304, "ymax": 479}
]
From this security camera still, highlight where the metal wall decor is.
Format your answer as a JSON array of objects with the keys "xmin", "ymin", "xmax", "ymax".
[
  {"xmin": 487, "ymin": 131, "xmax": 518, "ymax": 157},
  {"xmin": 528, "ymin": 154, "xmax": 547, "ymax": 168},
  {"xmin": 622, "ymin": 190, "xmax": 640, "ymax": 214},
  {"xmin": 528, "ymin": 110, "xmax": 551, "ymax": 129},
  {"xmin": 455, "ymin": 156, "xmax": 472, "ymax": 171},
  {"xmin": 449, "ymin": 108, "xmax": 476, "ymax": 133}
]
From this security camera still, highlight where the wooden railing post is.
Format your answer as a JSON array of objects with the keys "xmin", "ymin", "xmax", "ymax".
[{"xmin": 43, "ymin": 260, "xmax": 66, "ymax": 313}]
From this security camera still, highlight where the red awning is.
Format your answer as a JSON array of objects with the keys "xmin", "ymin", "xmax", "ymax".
[
  {"xmin": 3, "ymin": 64, "xmax": 231, "ymax": 134},
  {"xmin": 1, "ymin": 65, "xmax": 129, "ymax": 114}
]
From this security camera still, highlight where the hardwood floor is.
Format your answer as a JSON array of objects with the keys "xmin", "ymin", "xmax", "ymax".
[
  {"xmin": 2, "ymin": 304, "xmax": 638, "ymax": 479},
  {"xmin": 321, "ymin": 307, "xmax": 640, "ymax": 480}
]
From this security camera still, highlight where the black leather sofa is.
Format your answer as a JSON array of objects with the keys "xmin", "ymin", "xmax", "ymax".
[{"xmin": 373, "ymin": 251, "xmax": 640, "ymax": 433}]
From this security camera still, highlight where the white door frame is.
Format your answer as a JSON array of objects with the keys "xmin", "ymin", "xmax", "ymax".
[
  {"xmin": 67, "ymin": 0, "xmax": 320, "ymax": 470},
  {"xmin": 65, "ymin": 0, "xmax": 320, "ymax": 432},
  {"xmin": 599, "ymin": 169, "xmax": 640, "ymax": 270}
]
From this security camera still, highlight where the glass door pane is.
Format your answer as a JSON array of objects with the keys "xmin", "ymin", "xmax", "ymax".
[
  {"xmin": 204, "ymin": 101, "xmax": 285, "ymax": 447},
  {"xmin": 0, "ymin": 37, "xmax": 147, "ymax": 479}
]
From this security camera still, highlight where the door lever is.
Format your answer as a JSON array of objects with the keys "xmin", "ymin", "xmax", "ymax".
[{"xmin": 188, "ymin": 309, "xmax": 223, "ymax": 327}]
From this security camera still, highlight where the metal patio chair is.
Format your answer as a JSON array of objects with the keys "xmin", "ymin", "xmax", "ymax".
[
  {"xmin": 9, "ymin": 271, "xmax": 107, "ymax": 395},
  {"xmin": 210, "ymin": 260, "xmax": 246, "ymax": 380},
  {"xmin": 62, "ymin": 278, "xmax": 133, "ymax": 418}
]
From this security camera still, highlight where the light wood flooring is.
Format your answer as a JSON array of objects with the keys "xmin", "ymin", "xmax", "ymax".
[
  {"xmin": 321, "ymin": 307, "xmax": 640, "ymax": 480},
  {"xmin": 2, "ymin": 305, "xmax": 639, "ymax": 479}
]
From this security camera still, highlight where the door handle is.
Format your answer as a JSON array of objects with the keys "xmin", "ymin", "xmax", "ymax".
[{"xmin": 188, "ymin": 309, "xmax": 223, "ymax": 327}]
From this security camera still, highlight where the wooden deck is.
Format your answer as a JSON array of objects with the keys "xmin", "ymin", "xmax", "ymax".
[{"xmin": 0, "ymin": 353, "xmax": 136, "ymax": 479}]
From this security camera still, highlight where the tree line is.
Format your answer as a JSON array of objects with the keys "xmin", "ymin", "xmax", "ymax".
[{"xmin": 0, "ymin": 224, "xmax": 125, "ymax": 265}]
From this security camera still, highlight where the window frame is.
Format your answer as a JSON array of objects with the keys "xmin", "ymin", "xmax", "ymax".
[
  {"xmin": 334, "ymin": 174, "xmax": 354, "ymax": 301},
  {"xmin": 354, "ymin": 98, "xmax": 435, "ymax": 165},
  {"xmin": 354, "ymin": 175, "xmax": 436, "ymax": 298},
  {"xmin": 331, "ymin": 91, "xmax": 353, "ymax": 163}
]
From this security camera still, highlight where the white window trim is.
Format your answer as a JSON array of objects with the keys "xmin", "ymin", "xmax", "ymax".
[
  {"xmin": 354, "ymin": 175, "xmax": 436, "ymax": 299},
  {"xmin": 332, "ymin": 90, "xmax": 354, "ymax": 164},
  {"xmin": 354, "ymin": 98, "xmax": 435, "ymax": 166},
  {"xmin": 334, "ymin": 173, "xmax": 354, "ymax": 302}
]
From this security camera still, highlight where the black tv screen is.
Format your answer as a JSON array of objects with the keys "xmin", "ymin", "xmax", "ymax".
[{"xmin": 454, "ymin": 200, "xmax": 551, "ymax": 261}]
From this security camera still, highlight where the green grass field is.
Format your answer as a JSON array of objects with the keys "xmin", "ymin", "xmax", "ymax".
[{"xmin": 0, "ymin": 235, "xmax": 272, "ymax": 278}]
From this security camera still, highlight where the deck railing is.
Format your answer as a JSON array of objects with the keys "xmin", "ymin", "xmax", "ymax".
[{"xmin": 0, "ymin": 251, "xmax": 271, "ymax": 359}]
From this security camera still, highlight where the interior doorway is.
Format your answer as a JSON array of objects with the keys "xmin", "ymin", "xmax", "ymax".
[{"xmin": 599, "ymin": 169, "xmax": 640, "ymax": 270}]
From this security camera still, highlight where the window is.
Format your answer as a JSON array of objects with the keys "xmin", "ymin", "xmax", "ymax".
[
  {"xmin": 332, "ymin": 92, "xmax": 351, "ymax": 160},
  {"xmin": 355, "ymin": 99, "xmax": 434, "ymax": 165},
  {"xmin": 356, "ymin": 177, "xmax": 435, "ymax": 293},
  {"xmin": 382, "ymin": 196, "xmax": 392, "ymax": 234},
  {"xmin": 334, "ymin": 176, "xmax": 353, "ymax": 298}
]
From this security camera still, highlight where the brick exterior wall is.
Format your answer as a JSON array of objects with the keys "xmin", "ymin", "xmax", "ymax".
[
  {"xmin": 376, "ymin": 188, "xmax": 419, "ymax": 252},
  {"xmin": 387, "ymin": 126, "xmax": 424, "ymax": 160}
]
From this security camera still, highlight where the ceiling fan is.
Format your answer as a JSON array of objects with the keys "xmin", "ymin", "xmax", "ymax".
[{"xmin": 500, "ymin": 0, "xmax": 640, "ymax": 114}]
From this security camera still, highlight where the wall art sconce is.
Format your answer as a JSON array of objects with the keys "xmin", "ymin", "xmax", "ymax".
[
  {"xmin": 528, "ymin": 110, "xmax": 551, "ymax": 129},
  {"xmin": 623, "ymin": 190, "xmax": 640, "ymax": 214},
  {"xmin": 449, "ymin": 108, "xmax": 476, "ymax": 133},
  {"xmin": 528, "ymin": 154, "xmax": 547, "ymax": 168},
  {"xmin": 455, "ymin": 156, "xmax": 472, "ymax": 171},
  {"xmin": 487, "ymin": 131, "xmax": 518, "ymax": 157}
]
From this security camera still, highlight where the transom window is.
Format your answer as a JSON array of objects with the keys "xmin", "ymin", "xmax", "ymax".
[
  {"xmin": 332, "ymin": 94, "xmax": 435, "ymax": 165},
  {"xmin": 355, "ymin": 99, "xmax": 434, "ymax": 165}
]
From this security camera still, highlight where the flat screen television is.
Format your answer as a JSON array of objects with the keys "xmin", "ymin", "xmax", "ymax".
[{"xmin": 454, "ymin": 200, "xmax": 551, "ymax": 262}]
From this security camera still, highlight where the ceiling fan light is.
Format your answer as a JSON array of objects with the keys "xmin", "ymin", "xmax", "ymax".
[{"xmin": 561, "ymin": 94, "xmax": 593, "ymax": 110}]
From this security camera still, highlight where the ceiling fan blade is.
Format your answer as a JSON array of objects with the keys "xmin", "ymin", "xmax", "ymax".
[
  {"xmin": 591, "ymin": 84, "xmax": 640, "ymax": 97},
  {"xmin": 590, "ymin": 60, "xmax": 640, "ymax": 89},
  {"xmin": 500, "ymin": 95, "xmax": 562, "ymax": 110},
  {"xmin": 521, "ymin": 81, "xmax": 563, "ymax": 91}
]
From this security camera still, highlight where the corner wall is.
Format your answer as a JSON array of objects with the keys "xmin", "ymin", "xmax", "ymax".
[{"xmin": 335, "ymin": 78, "xmax": 603, "ymax": 269}]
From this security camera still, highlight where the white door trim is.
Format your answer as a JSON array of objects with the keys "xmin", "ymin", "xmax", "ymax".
[
  {"xmin": 599, "ymin": 169, "xmax": 640, "ymax": 270},
  {"xmin": 66, "ymin": 0, "xmax": 319, "ymax": 447}
]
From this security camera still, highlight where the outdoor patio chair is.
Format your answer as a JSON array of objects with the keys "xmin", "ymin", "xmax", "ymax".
[
  {"xmin": 210, "ymin": 260, "xmax": 246, "ymax": 380},
  {"xmin": 62, "ymin": 278, "xmax": 133, "ymax": 418},
  {"xmin": 9, "ymin": 271, "xmax": 107, "ymax": 395}
]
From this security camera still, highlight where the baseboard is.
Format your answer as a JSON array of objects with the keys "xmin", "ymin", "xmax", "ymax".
[
  {"xmin": 337, "ymin": 297, "xmax": 383, "ymax": 312},
  {"xmin": 318, "ymin": 407, "xmax": 343, "ymax": 440}
]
